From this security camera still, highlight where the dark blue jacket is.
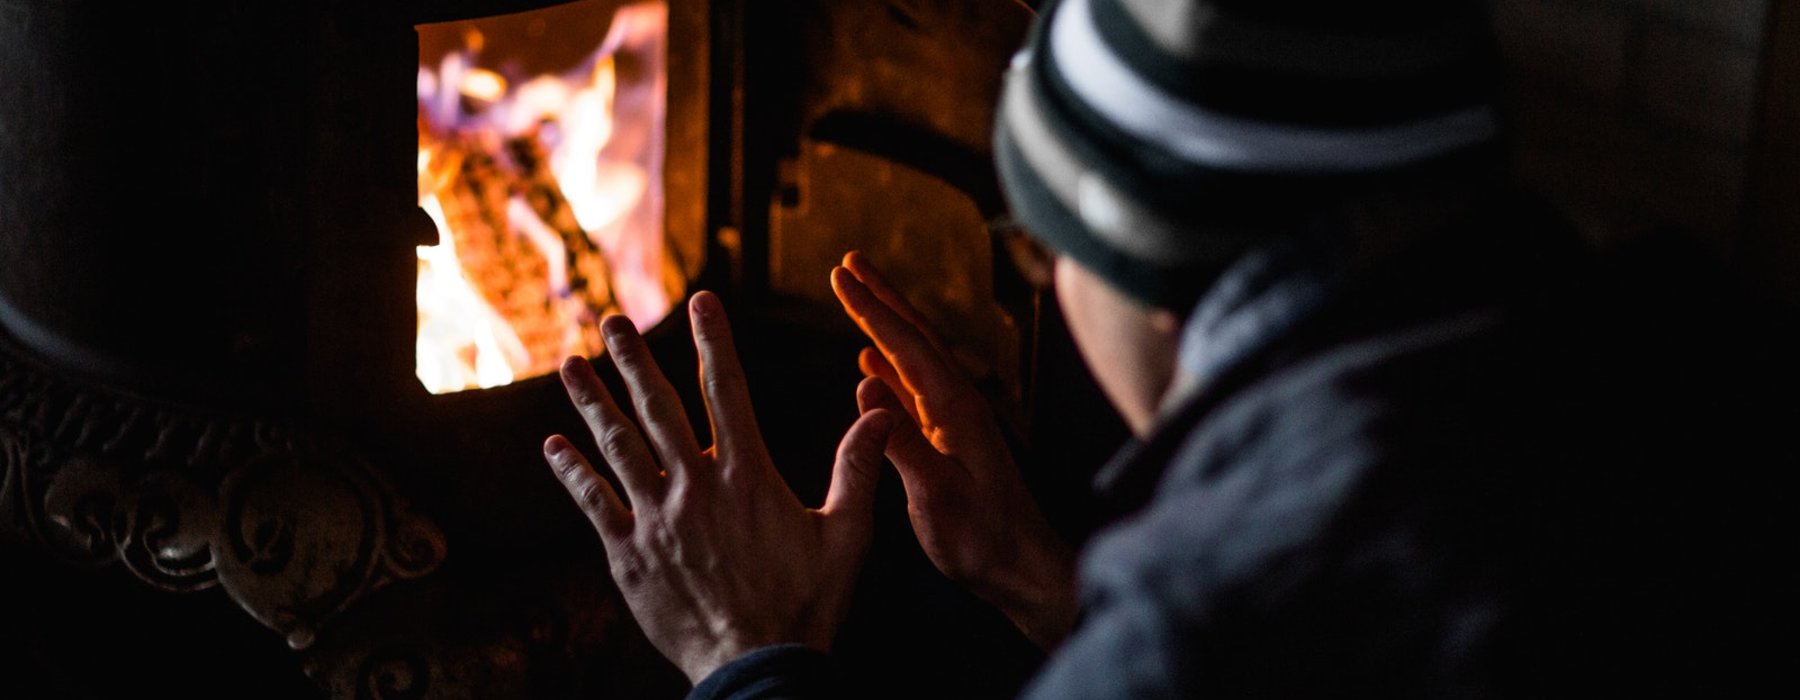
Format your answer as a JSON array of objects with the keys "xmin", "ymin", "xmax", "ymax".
[{"xmin": 693, "ymin": 193, "xmax": 1793, "ymax": 699}]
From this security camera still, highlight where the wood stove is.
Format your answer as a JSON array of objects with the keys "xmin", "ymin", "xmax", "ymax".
[{"xmin": 1, "ymin": 1, "xmax": 1117, "ymax": 697}]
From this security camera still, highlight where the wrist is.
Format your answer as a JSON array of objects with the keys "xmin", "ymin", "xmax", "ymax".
[
  {"xmin": 683, "ymin": 624, "xmax": 830, "ymax": 685},
  {"xmin": 684, "ymin": 608, "xmax": 846, "ymax": 683},
  {"xmin": 968, "ymin": 534, "xmax": 1078, "ymax": 649}
]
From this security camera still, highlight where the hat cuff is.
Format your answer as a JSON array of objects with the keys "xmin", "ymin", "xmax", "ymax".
[{"xmin": 996, "ymin": 121, "xmax": 1224, "ymax": 311}]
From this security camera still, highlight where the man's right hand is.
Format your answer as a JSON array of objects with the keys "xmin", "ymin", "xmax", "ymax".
[{"xmin": 831, "ymin": 251, "xmax": 1077, "ymax": 650}]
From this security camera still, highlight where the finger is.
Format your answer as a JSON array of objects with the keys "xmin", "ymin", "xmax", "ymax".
[
  {"xmin": 831, "ymin": 265, "xmax": 966, "ymax": 404},
  {"xmin": 822, "ymin": 408, "xmax": 893, "ymax": 522},
  {"xmin": 544, "ymin": 434, "xmax": 632, "ymax": 543},
  {"xmin": 600, "ymin": 315, "xmax": 705, "ymax": 478},
  {"xmin": 835, "ymin": 267, "xmax": 991, "ymax": 455},
  {"xmin": 858, "ymin": 347, "xmax": 920, "ymax": 423},
  {"xmin": 856, "ymin": 377, "xmax": 965, "ymax": 482},
  {"xmin": 560, "ymin": 356, "xmax": 663, "ymax": 500},
  {"xmin": 842, "ymin": 251, "xmax": 946, "ymax": 350},
  {"xmin": 689, "ymin": 292, "xmax": 770, "ymax": 469}
]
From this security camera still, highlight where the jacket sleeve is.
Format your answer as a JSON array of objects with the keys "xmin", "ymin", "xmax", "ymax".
[
  {"xmin": 1016, "ymin": 472, "xmax": 1387, "ymax": 699},
  {"xmin": 686, "ymin": 644, "xmax": 838, "ymax": 700},
  {"xmin": 1015, "ymin": 493, "xmax": 1232, "ymax": 700},
  {"xmin": 1017, "ymin": 425, "xmax": 1520, "ymax": 699},
  {"xmin": 1020, "ymin": 586, "xmax": 1197, "ymax": 699}
]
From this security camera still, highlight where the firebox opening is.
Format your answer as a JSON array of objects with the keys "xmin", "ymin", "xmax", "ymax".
[{"xmin": 414, "ymin": 0, "xmax": 682, "ymax": 394}]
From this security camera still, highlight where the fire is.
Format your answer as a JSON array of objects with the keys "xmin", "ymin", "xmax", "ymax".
[
  {"xmin": 458, "ymin": 68, "xmax": 508, "ymax": 103},
  {"xmin": 415, "ymin": 2, "xmax": 674, "ymax": 394}
]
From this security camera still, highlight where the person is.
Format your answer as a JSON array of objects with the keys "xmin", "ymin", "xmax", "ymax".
[{"xmin": 541, "ymin": 0, "xmax": 1789, "ymax": 696}]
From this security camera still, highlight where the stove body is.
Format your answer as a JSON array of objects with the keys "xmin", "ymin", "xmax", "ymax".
[{"xmin": 0, "ymin": 1, "xmax": 1116, "ymax": 697}]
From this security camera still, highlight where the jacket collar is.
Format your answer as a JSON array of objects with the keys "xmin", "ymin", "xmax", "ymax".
[{"xmin": 1091, "ymin": 226, "xmax": 1346, "ymax": 510}]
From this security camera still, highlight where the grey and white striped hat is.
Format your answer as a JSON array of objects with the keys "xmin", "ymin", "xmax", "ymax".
[{"xmin": 996, "ymin": 0, "xmax": 1504, "ymax": 309}]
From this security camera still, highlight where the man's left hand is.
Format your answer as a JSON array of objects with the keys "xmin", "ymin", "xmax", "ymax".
[{"xmin": 543, "ymin": 291, "xmax": 894, "ymax": 684}]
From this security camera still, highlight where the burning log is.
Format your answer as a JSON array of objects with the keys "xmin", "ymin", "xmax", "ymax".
[
  {"xmin": 413, "ymin": 5, "xmax": 674, "ymax": 394},
  {"xmin": 507, "ymin": 131, "xmax": 621, "ymax": 326},
  {"xmin": 424, "ymin": 128, "xmax": 616, "ymax": 380}
]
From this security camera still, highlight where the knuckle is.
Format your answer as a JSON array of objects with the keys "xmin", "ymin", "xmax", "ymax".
[
  {"xmin": 660, "ymin": 481, "xmax": 715, "ymax": 525},
  {"xmin": 609, "ymin": 551, "xmax": 650, "ymax": 586},
  {"xmin": 716, "ymin": 466, "xmax": 755, "ymax": 493},
  {"xmin": 644, "ymin": 520, "xmax": 683, "ymax": 553},
  {"xmin": 656, "ymin": 496, "xmax": 684, "ymax": 522},
  {"xmin": 660, "ymin": 492, "xmax": 696, "ymax": 525},
  {"xmin": 548, "ymin": 449, "xmax": 583, "ymax": 477},
  {"xmin": 615, "ymin": 351, "xmax": 655, "ymax": 380},
  {"xmin": 574, "ymin": 480, "xmax": 609, "ymax": 509},
  {"xmin": 607, "ymin": 352, "xmax": 640, "ymax": 378},
  {"xmin": 630, "ymin": 395, "xmax": 663, "ymax": 423},
  {"xmin": 598, "ymin": 423, "xmax": 639, "ymax": 455},
  {"xmin": 573, "ymin": 387, "xmax": 608, "ymax": 412}
]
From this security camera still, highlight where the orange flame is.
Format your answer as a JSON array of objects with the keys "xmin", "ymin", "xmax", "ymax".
[{"xmin": 414, "ymin": 2, "xmax": 673, "ymax": 395}]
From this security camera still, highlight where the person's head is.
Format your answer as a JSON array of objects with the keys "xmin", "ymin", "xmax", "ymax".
[{"xmin": 994, "ymin": 0, "xmax": 1506, "ymax": 434}]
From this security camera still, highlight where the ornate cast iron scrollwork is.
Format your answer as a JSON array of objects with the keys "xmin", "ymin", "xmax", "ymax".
[{"xmin": 0, "ymin": 343, "xmax": 447, "ymax": 650}]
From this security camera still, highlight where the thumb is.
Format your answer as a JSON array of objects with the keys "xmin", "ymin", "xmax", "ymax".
[
  {"xmin": 823, "ymin": 408, "xmax": 892, "ymax": 521},
  {"xmin": 857, "ymin": 377, "xmax": 957, "ymax": 487}
]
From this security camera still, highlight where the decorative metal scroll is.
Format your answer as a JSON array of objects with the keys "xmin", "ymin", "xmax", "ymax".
[{"xmin": 0, "ymin": 343, "xmax": 447, "ymax": 651}]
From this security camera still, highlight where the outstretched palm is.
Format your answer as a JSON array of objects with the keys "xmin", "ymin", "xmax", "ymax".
[{"xmin": 832, "ymin": 252, "xmax": 1076, "ymax": 649}]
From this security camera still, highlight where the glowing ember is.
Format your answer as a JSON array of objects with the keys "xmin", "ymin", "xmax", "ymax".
[
  {"xmin": 415, "ymin": 2, "xmax": 674, "ymax": 394},
  {"xmin": 458, "ymin": 68, "xmax": 508, "ymax": 103}
]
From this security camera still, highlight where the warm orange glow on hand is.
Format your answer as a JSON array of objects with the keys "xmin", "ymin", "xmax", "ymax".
[{"xmin": 833, "ymin": 252, "xmax": 1078, "ymax": 650}]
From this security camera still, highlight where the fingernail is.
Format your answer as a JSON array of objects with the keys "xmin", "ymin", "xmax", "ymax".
[
  {"xmin": 692, "ymin": 291, "xmax": 720, "ymax": 319},
  {"xmin": 601, "ymin": 315, "xmax": 631, "ymax": 342}
]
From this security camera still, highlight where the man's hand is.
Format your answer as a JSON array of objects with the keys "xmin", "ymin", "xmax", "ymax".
[
  {"xmin": 831, "ymin": 252, "xmax": 1077, "ymax": 650},
  {"xmin": 543, "ymin": 291, "xmax": 894, "ymax": 684}
]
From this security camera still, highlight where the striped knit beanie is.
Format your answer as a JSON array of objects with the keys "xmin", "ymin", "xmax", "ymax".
[{"xmin": 996, "ymin": 0, "xmax": 1505, "ymax": 310}]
